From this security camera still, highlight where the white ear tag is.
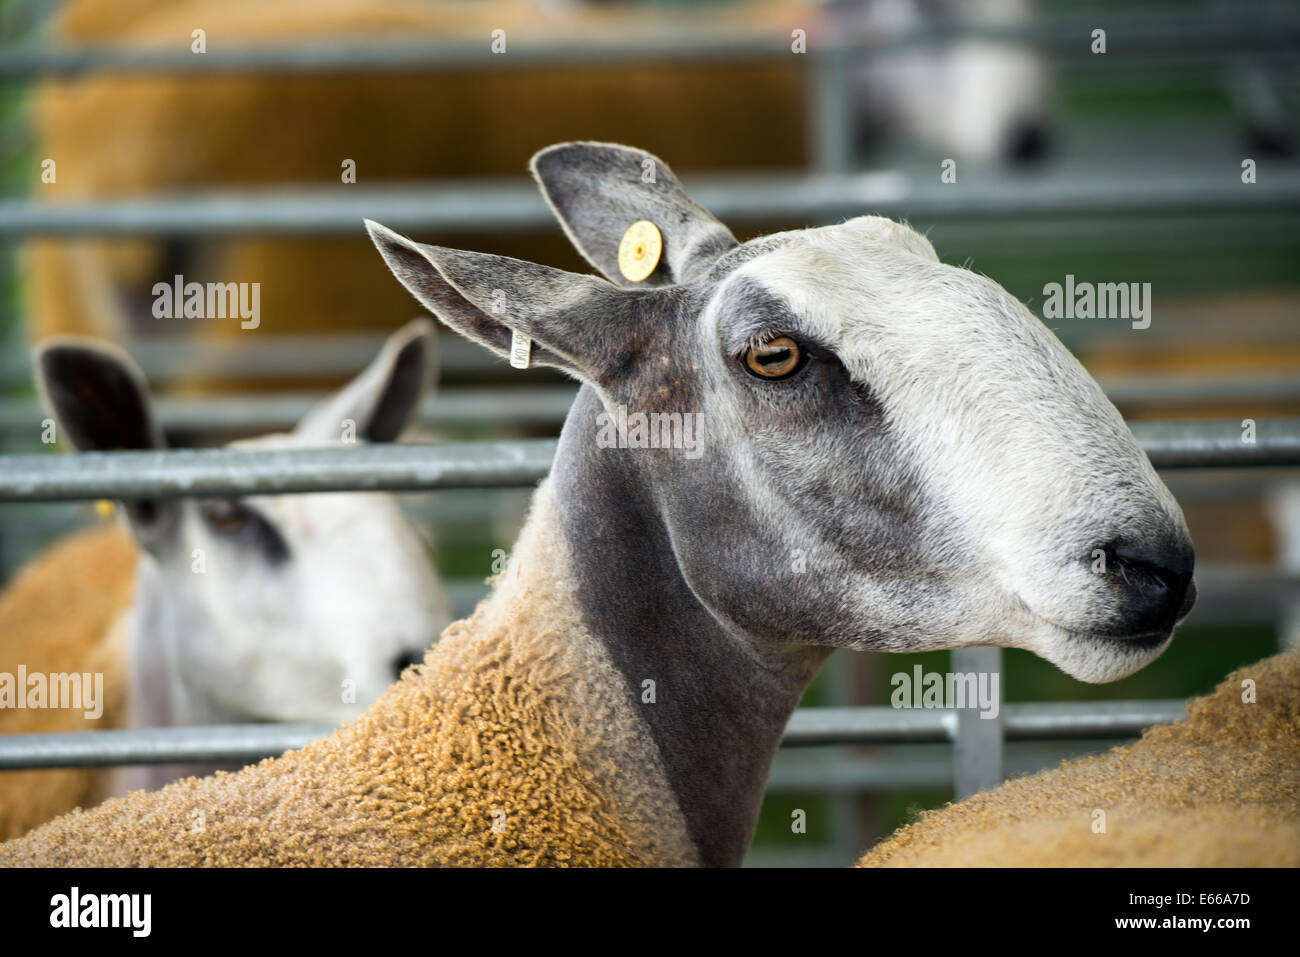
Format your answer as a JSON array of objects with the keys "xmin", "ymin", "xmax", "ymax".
[{"xmin": 509, "ymin": 329, "xmax": 532, "ymax": 370}]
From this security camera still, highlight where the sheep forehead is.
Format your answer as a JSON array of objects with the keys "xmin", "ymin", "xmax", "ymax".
[
  {"xmin": 723, "ymin": 222, "xmax": 1083, "ymax": 413},
  {"xmin": 713, "ymin": 223, "xmax": 1160, "ymax": 526},
  {"xmin": 201, "ymin": 432, "xmax": 433, "ymax": 596}
]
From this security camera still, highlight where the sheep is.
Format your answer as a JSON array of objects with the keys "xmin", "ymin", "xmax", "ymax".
[
  {"xmin": 0, "ymin": 320, "xmax": 451, "ymax": 838},
  {"xmin": 857, "ymin": 647, "xmax": 1300, "ymax": 866},
  {"xmin": 0, "ymin": 141, "xmax": 1197, "ymax": 866}
]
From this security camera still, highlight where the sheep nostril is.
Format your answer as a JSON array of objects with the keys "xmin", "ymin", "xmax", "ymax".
[
  {"xmin": 392, "ymin": 650, "xmax": 424, "ymax": 680},
  {"xmin": 1098, "ymin": 539, "xmax": 1195, "ymax": 634},
  {"xmin": 1004, "ymin": 120, "xmax": 1051, "ymax": 165}
]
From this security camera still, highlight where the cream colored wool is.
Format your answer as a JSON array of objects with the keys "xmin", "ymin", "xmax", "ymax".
[
  {"xmin": 858, "ymin": 648, "xmax": 1300, "ymax": 867},
  {"xmin": 0, "ymin": 522, "xmax": 135, "ymax": 839},
  {"xmin": 0, "ymin": 483, "xmax": 696, "ymax": 866}
]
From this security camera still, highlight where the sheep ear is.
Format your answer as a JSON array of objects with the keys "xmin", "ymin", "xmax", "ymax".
[
  {"xmin": 34, "ymin": 338, "xmax": 178, "ymax": 552},
  {"xmin": 296, "ymin": 317, "xmax": 437, "ymax": 444},
  {"xmin": 530, "ymin": 141, "xmax": 738, "ymax": 288},
  {"xmin": 367, "ymin": 220, "xmax": 642, "ymax": 384}
]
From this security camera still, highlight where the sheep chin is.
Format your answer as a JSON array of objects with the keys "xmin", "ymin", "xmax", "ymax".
[{"xmin": 1036, "ymin": 625, "xmax": 1175, "ymax": 684}]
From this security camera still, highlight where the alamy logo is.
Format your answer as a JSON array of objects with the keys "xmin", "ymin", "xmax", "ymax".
[
  {"xmin": 50, "ymin": 887, "xmax": 151, "ymax": 937},
  {"xmin": 152, "ymin": 274, "xmax": 260, "ymax": 329},
  {"xmin": 1041, "ymin": 274, "xmax": 1151, "ymax": 330},
  {"xmin": 595, "ymin": 405, "xmax": 705, "ymax": 459},
  {"xmin": 0, "ymin": 666, "xmax": 103, "ymax": 719},
  {"xmin": 890, "ymin": 665, "xmax": 1000, "ymax": 719}
]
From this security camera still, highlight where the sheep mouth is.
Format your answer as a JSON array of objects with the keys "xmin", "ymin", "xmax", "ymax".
[
  {"xmin": 1087, "ymin": 628, "xmax": 1173, "ymax": 651},
  {"xmin": 1018, "ymin": 598, "xmax": 1175, "ymax": 652},
  {"xmin": 1018, "ymin": 606, "xmax": 1177, "ymax": 683},
  {"xmin": 1029, "ymin": 610, "xmax": 1175, "ymax": 654}
]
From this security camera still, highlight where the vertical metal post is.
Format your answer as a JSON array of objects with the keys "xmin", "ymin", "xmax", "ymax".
[
  {"xmin": 807, "ymin": 45, "xmax": 853, "ymax": 175},
  {"xmin": 823, "ymin": 649, "xmax": 863, "ymax": 863},
  {"xmin": 952, "ymin": 646, "xmax": 1004, "ymax": 800},
  {"xmin": 0, "ymin": 236, "xmax": 17, "ymax": 582},
  {"xmin": 1267, "ymin": 483, "xmax": 1300, "ymax": 651}
]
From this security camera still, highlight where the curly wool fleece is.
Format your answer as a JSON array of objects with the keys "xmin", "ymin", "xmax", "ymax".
[
  {"xmin": 0, "ymin": 482, "xmax": 696, "ymax": 866},
  {"xmin": 0, "ymin": 523, "xmax": 134, "ymax": 840},
  {"xmin": 858, "ymin": 647, "xmax": 1300, "ymax": 867}
]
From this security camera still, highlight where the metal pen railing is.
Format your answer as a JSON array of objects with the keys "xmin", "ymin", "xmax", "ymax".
[
  {"xmin": 0, "ymin": 419, "xmax": 1294, "ymax": 504},
  {"xmin": 0, "ymin": 700, "xmax": 1189, "ymax": 771},
  {"xmin": 4, "ymin": 168, "xmax": 1299, "ymax": 238},
  {"xmin": 0, "ymin": 420, "xmax": 1295, "ymax": 802}
]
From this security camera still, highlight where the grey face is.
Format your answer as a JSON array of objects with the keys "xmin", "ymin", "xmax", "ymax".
[
  {"xmin": 615, "ymin": 268, "xmax": 946, "ymax": 653},
  {"xmin": 369, "ymin": 141, "xmax": 1195, "ymax": 685}
]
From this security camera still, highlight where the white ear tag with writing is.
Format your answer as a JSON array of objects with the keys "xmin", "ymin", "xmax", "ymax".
[{"xmin": 509, "ymin": 329, "xmax": 532, "ymax": 370}]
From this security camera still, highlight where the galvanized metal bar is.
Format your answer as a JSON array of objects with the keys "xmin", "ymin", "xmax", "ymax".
[
  {"xmin": 0, "ymin": 381, "xmax": 1282, "ymax": 435},
  {"xmin": 0, "ymin": 440, "xmax": 558, "ymax": 502},
  {"xmin": 0, "ymin": 32, "xmax": 790, "ymax": 79},
  {"xmin": 742, "ymin": 848, "xmax": 854, "ymax": 868},
  {"xmin": 809, "ymin": 46, "xmax": 853, "ymax": 176},
  {"xmin": 0, "ymin": 723, "xmax": 334, "ymax": 769},
  {"xmin": 4, "ymin": 167, "xmax": 1300, "ymax": 237},
  {"xmin": 952, "ymin": 646, "xmax": 1004, "ymax": 799},
  {"xmin": 780, "ymin": 699, "xmax": 1184, "ymax": 747},
  {"xmin": 0, "ymin": 421, "xmax": 1296, "ymax": 503},
  {"xmin": 0, "ymin": 700, "xmax": 1187, "ymax": 769},
  {"xmin": 1101, "ymin": 374, "xmax": 1300, "ymax": 407},
  {"xmin": 1, "ymin": 14, "xmax": 1295, "ymax": 78},
  {"xmin": 1002, "ymin": 700, "xmax": 1188, "ymax": 740},
  {"xmin": 1132, "ymin": 419, "xmax": 1300, "ymax": 469},
  {"xmin": 819, "ymin": 650, "xmax": 866, "ymax": 858},
  {"xmin": 0, "ymin": 388, "xmax": 580, "ymax": 434},
  {"xmin": 782, "ymin": 705, "xmax": 955, "ymax": 746},
  {"xmin": 1, "ymin": 182, "xmax": 552, "ymax": 237}
]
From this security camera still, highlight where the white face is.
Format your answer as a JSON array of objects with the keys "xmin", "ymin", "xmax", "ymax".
[
  {"xmin": 846, "ymin": 0, "xmax": 1050, "ymax": 162},
  {"xmin": 37, "ymin": 319, "xmax": 450, "ymax": 724},
  {"xmin": 140, "ymin": 431, "xmax": 450, "ymax": 724},
  {"xmin": 667, "ymin": 216, "xmax": 1193, "ymax": 683}
]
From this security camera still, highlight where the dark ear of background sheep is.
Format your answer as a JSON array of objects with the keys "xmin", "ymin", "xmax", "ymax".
[{"xmin": 858, "ymin": 648, "xmax": 1300, "ymax": 867}]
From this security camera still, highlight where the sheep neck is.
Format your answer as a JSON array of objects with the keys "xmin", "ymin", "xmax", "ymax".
[
  {"xmin": 550, "ymin": 386, "xmax": 831, "ymax": 867},
  {"xmin": 119, "ymin": 565, "xmax": 248, "ymax": 793}
]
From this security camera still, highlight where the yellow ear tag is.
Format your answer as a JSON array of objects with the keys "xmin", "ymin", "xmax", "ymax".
[
  {"xmin": 617, "ymin": 220, "xmax": 663, "ymax": 283},
  {"xmin": 94, "ymin": 499, "xmax": 116, "ymax": 519}
]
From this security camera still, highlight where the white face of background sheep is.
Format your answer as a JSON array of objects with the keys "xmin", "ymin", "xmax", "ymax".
[
  {"xmin": 833, "ymin": 0, "xmax": 1052, "ymax": 163},
  {"xmin": 369, "ymin": 141, "xmax": 1195, "ymax": 685},
  {"xmin": 36, "ymin": 321, "xmax": 450, "ymax": 723}
]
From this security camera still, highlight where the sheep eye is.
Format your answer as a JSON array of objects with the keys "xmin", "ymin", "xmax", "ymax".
[
  {"xmin": 743, "ymin": 336, "xmax": 806, "ymax": 380},
  {"xmin": 199, "ymin": 499, "xmax": 291, "ymax": 564},
  {"xmin": 202, "ymin": 499, "xmax": 252, "ymax": 535}
]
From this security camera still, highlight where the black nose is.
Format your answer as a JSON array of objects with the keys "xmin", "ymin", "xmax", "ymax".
[
  {"xmin": 1004, "ymin": 120, "xmax": 1051, "ymax": 165},
  {"xmin": 392, "ymin": 650, "xmax": 424, "ymax": 679},
  {"xmin": 1099, "ymin": 539, "xmax": 1195, "ymax": 636}
]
